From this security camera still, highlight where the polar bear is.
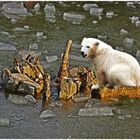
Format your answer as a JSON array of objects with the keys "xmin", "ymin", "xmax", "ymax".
[{"xmin": 80, "ymin": 37, "xmax": 140, "ymax": 89}]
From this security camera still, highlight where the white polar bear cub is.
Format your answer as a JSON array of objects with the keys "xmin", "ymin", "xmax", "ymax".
[{"xmin": 80, "ymin": 37, "xmax": 140, "ymax": 88}]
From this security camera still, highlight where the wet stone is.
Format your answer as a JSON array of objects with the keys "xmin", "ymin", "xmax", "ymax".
[
  {"xmin": 44, "ymin": 3, "xmax": 56, "ymax": 17},
  {"xmin": 126, "ymin": 2, "xmax": 134, "ymax": 8},
  {"xmin": 1, "ymin": 2, "xmax": 29, "ymax": 16},
  {"xmin": 46, "ymin": 55, "xmax": 58, "ymax": 63},
  {"xmin": 29, "ymin": 43, "xmax": 38, "ymax": 51},
  {"xmin": 0, "ymin": 42, "xmax": 17, "ymax": 51},
  {"xmin": 13, "ymin": 27, "xmax": 30, "ymax": 32},
  {"xmin": 11, "ymin": 18, "xmax": 17, "ymax": 24},
  {"xmin": 97, "ymin": 35, "xmax": 107, "ymax": 40},
  {"xmin": 40, "ymin": 110, "xmax": 56, "ymax": 119},
  {"xmin": 123, "ymin": 38, "xmax": 134, "ymax": 48},
  {"xmin": 0, "ymin": 118, "xmax": 10, "ymax": 126},
  {"xmin": 63, "ymin": 12, "xmax": 85, "ymax": 23},
  {"xmin": 34, "ymin": 3, "xmax": 40, "ymax": 12},
  {"xmin": 92, "ymin": 20, "xmax": 98, "ymax": 24},
  {"xmin": 24, "ymin": 95, "xmax": 37, "ymax": 103},
  {"xmin": 83, "ymin": 3, "xmax": 99, "ymax": 11},
  {"xmin": 90, "ymin": 8, "xmax": 103, "ymax": 16},
  {"xmin": 120, "ymin": 29, "xmax": 129, "ymax": 35},
  {"xmin": 36, "ymin": 32, "xmax": 44, "ymax": 39},
  {"xmin": 78, "ymin": 107, "xmax": 114, "ymax": 117},
  {"xmin": 106, "ymin": 11, "xmax": 114, "ymax": 18},
  {"xmin": 7, "ymin": 94, "xmax": 28, "ymax": 105},
  {"xmin": 135, "ymin": 20, "xmax": 140, "ymax": 27},
  {"xmin": 72, "ymin": 95, "xmax": 89, "ymax": 103},
  {"xmin": 136, "ymin": 50, "xmax": 140, "ymax": 63},
  {"xmin": 0, "ymin": 31, "xmax": 10, "ymax": 36},
  {"xmin": 131, "ymin": 16, "xmax": 139, "ymax": 23}
]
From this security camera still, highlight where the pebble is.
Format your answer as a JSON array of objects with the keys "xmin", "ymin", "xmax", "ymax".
[
  {"xmin": 78, "ymin": 107, "xmax": 114, "ymax": 117},
  {"xmin": 13, "ymin": 27, "xmax": 29, "ymax": 32},
  {"xmin": 11, "ymin": 18, "xmax": 17, "ymax": 24},
  {"xmin": 29, "ymin": 43, "xmax": 38, "ymax": 50},
  {"xmin": 135, "ymin": 20, "xmax": 140, "ymax": 27},
  {"xmin": 131, "ymin": 16, "xmax": 139, "ymax": 23},
  {"xmin": 63, "ymin": 12, "xmax": 85, "ymax": 23},
  {"xmin": 92, "ymin": 20, "xmax": 98, "ymax": 24},
  {"xmin": 44, "ymin": 3, "xmax": 56, "ymax": 18},
  {"xmin": 0, "ymin": 31, "xmax": 10, "ymax": 36},
  {"xmin": 0, "ymin": 42, "xmax": 17, "ymax": 51},
  {"xmin": 106, "ymin": 11, "xmax": 114, "ymax": 18},
  {"xmin": 123, "ymin": 38, "xmax": 134, "ymax": 47},
  {"xmin": 0, "ymin": 118, "xmax": 10, "ymax": 126},
  {"xmin": 72, "ymin": 95, "xmax": 89, "ymax": 102},
  {"xmin": 90, "ymin": 8, "xmax": 103, "ymax": 16},
  {"xmin": 36, "ymin": 32, "xmax": 44, "ymax": 39},
  {"xmin": 97, "ymin": 35, "xmax": 107, "ymax": 40},
  {"xmin": 34, "ymin": 3, "xmax": 40, "ymax": 12},
  {"xmin": 136, "ymin": 50, "xmax": 140, "ymax": 62},
  {"xmin": 24, "ymin": 95, "xmax": 37, "ymax": 103},
  {"xmin": 83, "ymin": 3, "xmax": 99, "ymax": 11},
  {"xmin": 7, "ymin": 94, "xmax": 28, "ymax": 105},
  {"xmin": 46, "ymin": 55, "xmax": 58, "ymax": 63},
  {"xmin": 40, "ymin": 110, "xmax": 56, "ymax": 119},
  {"xmin": 120, "ymin": 29, "xmax": 129, "ymax": 35}
]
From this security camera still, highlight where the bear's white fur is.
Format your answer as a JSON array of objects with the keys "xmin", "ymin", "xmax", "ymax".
[{"xmin": 81, "ymin": 37, "xmax": 140, "ymax": 88}]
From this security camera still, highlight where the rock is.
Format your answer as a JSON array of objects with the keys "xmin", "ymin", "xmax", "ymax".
[
  {"xmin": 24, "ymin": 95, "xmax": 37, "ymax": 103},
  {"xmin": 29, "ymin": 43, "xmax": 38, "ymax": 51},
  {"xmin": 59, "ymin": 79, "xmax": 78, "ymax": 100},
  {"xmin": 11, "ymin": 18, "xmax": 17, "ymax": 24},
  {"xmin": 90, "ymin": 8, "xmax": 103, "ymax": 16},
  {"xmin": 70, "ymin": 55, "xmax": 88, "ymax": 62},
  {"xmin": 83, "ymin": 3, "xmax": 99, "ymax": 11},
  {"xmin": 0, "ymin": 31, "xmax": 10, "ymax": 36},
  {"xmin": 0, "ymin": 118, "xmax": 10, "ymax": 126},
  {"xmin": 0, "ymin": 42, "xmax": 17, "ymax": 51},
  {"xmin": 84, "ymin": 102, "xmax": 93, "ymax": 108},
  {"xmin": 44, "ymin": 3, "xmax": 55, "ymax": 17},
  {"xmin": 97, "ymin": 35, "xmax": 107, "ymax": 40},
  {"xmin": 120, "ymin": 29, "xmax": 129, "ymax": 35},
  {"xmin": 92, "ymin": 20, "xmax": 98, "ymax": 24},
  {"xmin": 1, "ymin": 2, "xmax": 30, "ymax": 19},
  {"xmin": 131, "ymin": 16, "xmax": 139, "ymax": 23},
  {"xmin": 136, "ymin": 50, "xmax": 140, "ymax": 62},
  {"xmin": 13, "ymin": 27, "xmax": 30, "ymax": 32},
  {"xmin": 123, "ymin": 38, "xmax": 134, "ymax": 48},
  {"xmin": 63, "ymin": 12, "xmax": 85, "ymax": 23},
  {"xmin": 106, "ymin": 11, "xmax": 114, "ymax": 18},
  {"xmin": 126, "ymin": 2, "xmax": 134, "ymax": 7},
  {"xmin": 24, "ymin": 25, "xmax": 29, "ymax": 30},
  {"xmin": 40, "ymin": 110, "xmax": 56, "ymax": 119},
  {"xmin": 116, "ymin": 47, "xmax": 125, "ymax": 52},
  {"xmin": 135, "ymin": 20, "xmax": 140, "ymax": 27},
  {"xmin": 36, "ymin": 32, "xmax": 44, "ymax": 39},
  {"xmin": 46, "ymin": 55, "xmax": 58, "ymax": 63},
  {"xmin": 34, "ymin": 3, "xmax": 40, "ymax": 12},
  {"xmin": 7, "ymin": 94, "xmax": 28, "ymax": 105},
  {"xmin": 72, "ymin": 95, "xmax": 89, "ymax": 102},
  {"xmin": 78, "ymin": 107, "xmax": 114, "ymax": 117}
]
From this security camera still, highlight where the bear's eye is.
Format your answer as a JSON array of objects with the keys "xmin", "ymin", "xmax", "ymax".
[{"xmin": 86, "ymin": 46, "xmax": 90, "ymax": 48}]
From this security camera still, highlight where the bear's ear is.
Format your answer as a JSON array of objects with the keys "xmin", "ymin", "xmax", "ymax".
[{"xmin": 94, "ymin": 42, "xmax": 99, "ymax": 47}]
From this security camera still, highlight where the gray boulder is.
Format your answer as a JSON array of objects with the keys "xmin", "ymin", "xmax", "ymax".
[{"xmin": 0, "ymin": 42, "xmax": 17, "ymax": 51}]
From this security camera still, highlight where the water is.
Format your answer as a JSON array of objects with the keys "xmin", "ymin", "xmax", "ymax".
[{"xmin": 0, "ymin": 1, "xmax": 140, "ymax": 138}]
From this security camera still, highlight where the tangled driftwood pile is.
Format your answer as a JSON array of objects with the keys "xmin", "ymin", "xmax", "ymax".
[{"xmin": 1, "ymin": 40, "xmax": 140, "ymax": 100}]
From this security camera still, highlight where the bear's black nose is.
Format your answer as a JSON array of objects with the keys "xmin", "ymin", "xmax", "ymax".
[{"xmin": 81, "ymin": 51, "xmax": 86, "ymax": 58}]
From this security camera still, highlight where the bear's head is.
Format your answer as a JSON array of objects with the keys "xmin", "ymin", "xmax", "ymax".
[{"xmin": 80, "ymin": 37, "xmax": 112, "ymax": 59}]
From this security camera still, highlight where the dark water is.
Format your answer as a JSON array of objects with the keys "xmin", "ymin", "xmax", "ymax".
[{"xmin": 0, "ymin": 1, "xmax": 140, "ymax": 139}]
